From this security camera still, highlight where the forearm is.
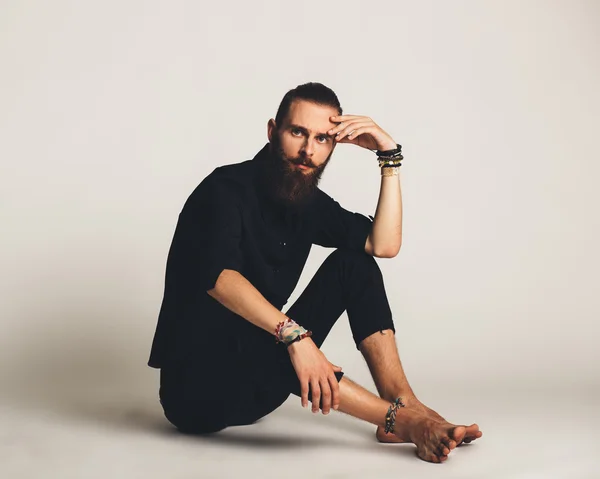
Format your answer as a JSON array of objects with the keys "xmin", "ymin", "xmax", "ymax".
[
  {"xmin": 207, "ymin": 269, "xmax": 287, "ymax": 336},
  {"xmin": 370, "ymin": 170, "xmax": 403, "ymax": 256}
]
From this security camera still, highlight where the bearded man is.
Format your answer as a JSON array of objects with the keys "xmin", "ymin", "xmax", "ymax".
[{"xmin": 148, "ymin": 82, "xmax": 482, "ymax": 463}]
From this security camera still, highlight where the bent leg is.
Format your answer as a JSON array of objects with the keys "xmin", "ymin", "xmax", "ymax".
[
  {"xmin": 284, "ymin": 248, "xmax": 396, "ymax": 350},
  {"xmin": 159, "ymin": 332, "xmax": 292, "ymax": 434}
]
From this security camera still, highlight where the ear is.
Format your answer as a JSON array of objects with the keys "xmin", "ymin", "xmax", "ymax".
[{"xmin": 267, "ymin": 119, "xmax": 276, "ymax": 142}]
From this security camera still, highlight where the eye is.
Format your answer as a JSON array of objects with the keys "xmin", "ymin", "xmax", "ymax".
[
  {"xmin": 291, "ymin": 128, "xmax": 302, "ymax": 136},
  {"xmin": 317, "ymin": 136, "xmax": 329, "ymax": 143}
]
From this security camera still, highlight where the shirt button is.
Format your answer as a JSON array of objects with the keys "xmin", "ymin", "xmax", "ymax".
[
  {"xmin": 273, "ymin": 268, "xmax": 280, "ymax": 273},
  {"xmin": 280, "ymin": 241, "xmax": 287, "ymax": 246}
]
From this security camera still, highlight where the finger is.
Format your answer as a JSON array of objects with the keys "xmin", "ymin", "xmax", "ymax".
[
  {"xmin": 328, "ymin": 373, "xmax": 340, "ymax": 410},
  {"xmin": 346, "ymin": 126, "xmax": 376, "ymax": 141},
  {"xmin": 338, "ymin": 122, "xmax": 374, "ymax": 141},
  {"xmin": 300, "ymin": 379, "xmax": 309, "ymax": 408},
  {"xmin": 329, "ymin": 120, "xmax": 372, "ymax": 137},
  {"xmin": 320, "ymin": 378, "xmax": 332, "ymax": 415},
  {"xmin": 330, "ymin": 362, "xmax": 343, "ymax": 372},
  {"xmin": 330, "ymin": 115, "xmax": 367, "ymax": 122},
  {"xmin": 311, "ymin": 380, "xmax": 321, "ymax": 413}
]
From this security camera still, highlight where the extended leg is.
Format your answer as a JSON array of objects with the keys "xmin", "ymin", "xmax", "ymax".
[
  {"xmin": 359, "ymin": 329, "xmax": 483, "ymax": 444},
  {"xmin": 335, "ymin": 375, "xmax": 464, "ymax": 463}
]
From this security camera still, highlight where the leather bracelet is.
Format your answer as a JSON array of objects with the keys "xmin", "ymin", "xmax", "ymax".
[
  {"xmin": 286, "ymin": 330, "xmax": 313, "ymax": 347},
  {"xmin": 376, "ymin": 143, "xmax": 402, "ymax": 157}
]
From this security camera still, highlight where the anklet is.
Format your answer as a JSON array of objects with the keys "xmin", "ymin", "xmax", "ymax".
[{"xmin": 384, "ymin": 397, "xmax": 406, "ymax": 434}]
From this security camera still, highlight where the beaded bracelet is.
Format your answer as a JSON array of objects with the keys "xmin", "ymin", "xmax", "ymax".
[
  {"xmin": 379, "ymin": 159, "xmax": 403, "ymax": 168},
  {"xmin": 384, "ymin": 396, "xmax": 406, "ymax": 434}
]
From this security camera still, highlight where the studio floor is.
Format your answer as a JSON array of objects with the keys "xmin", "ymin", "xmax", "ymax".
[{"xmin": 1, "ymin": 379, "xmax": 598, "ymax": 479}]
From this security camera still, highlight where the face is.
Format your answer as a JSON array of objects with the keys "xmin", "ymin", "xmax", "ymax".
[{"xmin": 263, "ymin": 100, "xmax": 338, "ymax": 206}]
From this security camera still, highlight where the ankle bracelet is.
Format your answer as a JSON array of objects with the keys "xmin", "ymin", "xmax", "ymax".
[{"xmin": 384, "ymin": 396, "xmax": 406, "ymax": 434}]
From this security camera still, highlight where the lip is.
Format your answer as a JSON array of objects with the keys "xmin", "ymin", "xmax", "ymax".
[{"xmin": 296, "ymin": 164, "xmax": 310, "ymax": 170}]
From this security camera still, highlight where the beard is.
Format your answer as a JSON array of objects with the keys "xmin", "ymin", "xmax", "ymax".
[{"xmin": 259, "ymin": 133, "xmax": 333, "ymax": 208}]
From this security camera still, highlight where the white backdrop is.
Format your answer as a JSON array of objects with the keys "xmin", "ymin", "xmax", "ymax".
[{"xmin": 1, "ymin": 0, "xmax": 599, "ymax": 457}]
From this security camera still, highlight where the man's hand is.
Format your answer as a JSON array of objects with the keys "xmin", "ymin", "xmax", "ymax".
[
  {"xmin": 287, "ymin": 337, "xmax": 343, "ymax": 414},
  {"xmin": 328, "ymin": 115, "xmax": 397, "ymax": 152}
]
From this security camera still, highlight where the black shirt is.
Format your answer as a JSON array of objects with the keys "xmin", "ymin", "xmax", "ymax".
[{"xmin": 148, "ymin": 143, "xmax": 374, "ymax": 368}]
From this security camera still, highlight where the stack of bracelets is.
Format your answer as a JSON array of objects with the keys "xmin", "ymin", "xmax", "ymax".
[
  {"xmin": 376, "ymin": 143, "xmax": 403, "ymax": 177},
  {"xmin": 275, "ymin": 317, "xmax": 313, "ymax": 347},
  {"xmin": 384, "ymin": 396, "xmax": 406, "ymax": 434}
]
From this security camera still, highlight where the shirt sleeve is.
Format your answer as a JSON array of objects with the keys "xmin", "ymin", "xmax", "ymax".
[
  {"xmin": 173, "ymin": 176, "xmax": 244, "ymax": 293},
  {"xmin": 311, "ymin": 190, "xmax": 374, "ymax": 252}
]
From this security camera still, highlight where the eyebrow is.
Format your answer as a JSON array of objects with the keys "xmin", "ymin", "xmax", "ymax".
[{"xmin": 289, "ymin": 124, "xmax": 331, "ymax": 137}]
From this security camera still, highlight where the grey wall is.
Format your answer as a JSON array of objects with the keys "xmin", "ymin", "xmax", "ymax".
[{"xmin": 1, "ymin": 0, "xmax": 598, "ymax": 408}]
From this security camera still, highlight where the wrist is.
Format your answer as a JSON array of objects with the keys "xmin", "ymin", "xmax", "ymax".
[
  {"xmin": 274, "ymin": 317, "xmax": 313, "ymax": 345},
  {"xmin": 287, "ymin": 336, "xmax": 313, "ymax": 352},
  {"xmin": 378, "ymin": 140, "xmax": 398, "ymax": 151}
]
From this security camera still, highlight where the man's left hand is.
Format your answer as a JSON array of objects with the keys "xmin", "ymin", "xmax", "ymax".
[{"xmin": 328, "ymin": 115, "xmax": 397, "ymax": 152}]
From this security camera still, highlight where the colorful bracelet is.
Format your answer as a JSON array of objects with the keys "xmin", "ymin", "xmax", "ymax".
[
  {"xmin": 275, "ymin": 318, "xmax": 312, "ymax": 345},
  {"xmin": 274, "ymin": 318, "xmax": 294, "ymax": 341}
]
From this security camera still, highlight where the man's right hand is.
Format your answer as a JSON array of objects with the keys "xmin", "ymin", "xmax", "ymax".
[{"xmin": 287, "ymin": 337, "xmax": 343, "ymax": 414}]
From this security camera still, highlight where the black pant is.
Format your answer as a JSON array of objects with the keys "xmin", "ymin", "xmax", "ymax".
[{"xmin": 159, "ymin": 248, "xmax": 396, "ymax": 434}]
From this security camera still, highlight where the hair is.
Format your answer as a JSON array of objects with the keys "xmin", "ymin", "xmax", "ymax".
[{"xmin": 274, "ymin": 82, "xmax": 343, "ymax": 129}]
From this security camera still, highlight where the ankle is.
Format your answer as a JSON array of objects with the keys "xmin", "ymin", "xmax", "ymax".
[
  {"xmin": 390, "ymin": 407, "xmax": 418, "ymax": 442},
  {"xmin": 383, "ymin": 390, "xmax": 418, "ymax": 406}
]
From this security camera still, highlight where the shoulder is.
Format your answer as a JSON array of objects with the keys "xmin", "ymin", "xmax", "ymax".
[{"xmin": 185, "ymin": 159, "xmax": 256, "ymax": 208}]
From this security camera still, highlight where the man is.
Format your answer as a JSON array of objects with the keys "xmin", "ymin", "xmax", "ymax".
[{"xmin": 148, "ymin": 82, "xmax": 482, "ymax": 464}]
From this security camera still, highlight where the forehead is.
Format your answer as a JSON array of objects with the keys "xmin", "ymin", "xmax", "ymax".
[{"xmin": 284, "ymin": 100, "xmax": 338, "ymax": 132}]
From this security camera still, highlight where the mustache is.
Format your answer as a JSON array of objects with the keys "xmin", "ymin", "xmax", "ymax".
[{"xmin": 289, "ymin": 157, "xmax": 316, "ymax": 168}]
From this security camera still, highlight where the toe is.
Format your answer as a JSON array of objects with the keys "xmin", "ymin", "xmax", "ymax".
[
  {"xmin": 442, "ymin": 436, "xmax": 456, "ymax": 450},
  {"xmin": 451, "ymin": 425, "xmax": 467, "ymax": 444}
]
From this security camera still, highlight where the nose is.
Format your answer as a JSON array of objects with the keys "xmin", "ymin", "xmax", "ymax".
[{"xmin": 301, "ymin": 139, "xmax": 315, "ymax": 159}]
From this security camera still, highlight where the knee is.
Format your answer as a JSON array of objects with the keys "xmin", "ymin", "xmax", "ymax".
[
  {"xmin": 161, "ymin": 398, "xmax": 228, "ymax": 435},
  {"xmin": 326, "ymin": 248, "xmax": 382, "ymax": 282}
]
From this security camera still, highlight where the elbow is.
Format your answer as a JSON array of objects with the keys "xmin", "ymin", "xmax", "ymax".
[{"xmin": 375, "ymin": 243, "xmax": 401, "ymax": 258}]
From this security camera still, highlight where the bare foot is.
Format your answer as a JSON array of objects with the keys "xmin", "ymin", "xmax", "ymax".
[
  {"xmin": 376, "ymin": 397, "xmax": 482, "ymax": 446},
  {"xmin": 394, "ymin": 415, "xmax": 465, "ymax": 463}
]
